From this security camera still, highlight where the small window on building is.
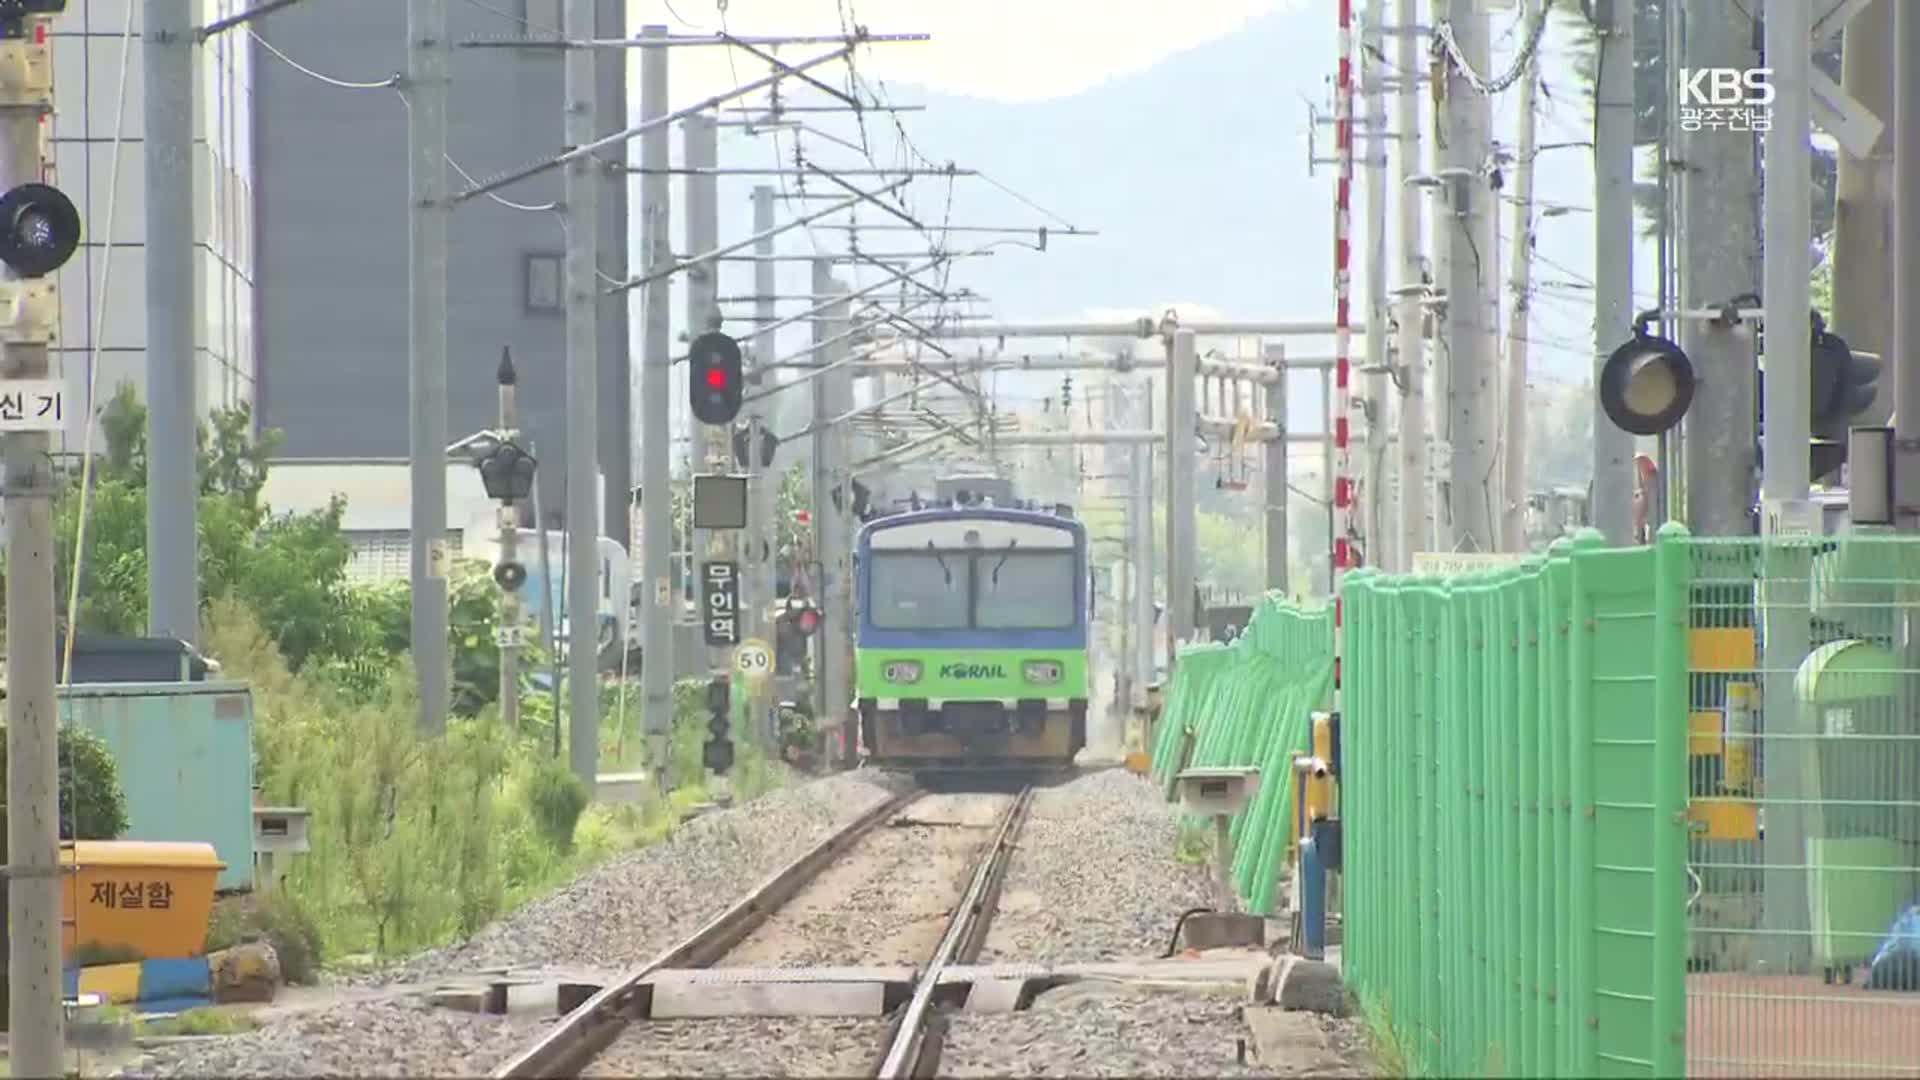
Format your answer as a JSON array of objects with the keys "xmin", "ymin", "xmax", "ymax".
[{"xmin": 526, "ymin": 253, "xmax": 563, "ymax": 314}]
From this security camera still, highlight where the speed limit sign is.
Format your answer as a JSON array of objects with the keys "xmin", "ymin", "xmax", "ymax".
[{"xmin": 734, "ymin": 638, "xmax": 773, "ymax": 680}]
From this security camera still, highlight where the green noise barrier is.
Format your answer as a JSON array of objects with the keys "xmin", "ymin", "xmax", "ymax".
[{"xmin": 1149, "ymin": 593, "xmax": 1333, "ymax": 918}]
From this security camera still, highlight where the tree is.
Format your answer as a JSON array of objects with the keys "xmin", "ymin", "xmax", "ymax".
[{"xmin": 37, "ymin": 385, "xmax": 368, "ymax": 671}]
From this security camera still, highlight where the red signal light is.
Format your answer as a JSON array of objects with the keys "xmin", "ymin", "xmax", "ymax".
[
  {"xmin": 705, "ymin": 368, "xmax": 727, "ymax": 389},
  {"xmin": 797, "ymin": 608, "xmax": 820, "ymax": 633}
]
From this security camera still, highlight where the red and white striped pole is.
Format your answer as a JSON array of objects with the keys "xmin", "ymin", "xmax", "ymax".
[{"xmin": 1331, "ymin": 0, "xmax": 1357, "ymax": 695}]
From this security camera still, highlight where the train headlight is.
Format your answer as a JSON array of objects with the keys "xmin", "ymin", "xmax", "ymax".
[
  {"xmin": 1023, "ymin": 660, "xmax": 1063, "ymax": 685},
  {"xmin": 883, "ymin": 660, "xmax": 922, "ymax": 683}
]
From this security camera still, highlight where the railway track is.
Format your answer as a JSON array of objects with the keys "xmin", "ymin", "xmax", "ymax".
[{"xmin": 490, "ymin": 785, "xmax": 1034, "ymax": 1079}]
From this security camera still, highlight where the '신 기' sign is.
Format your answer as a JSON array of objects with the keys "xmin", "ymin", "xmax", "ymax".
[{"xmin": 0, "ymin": 379, "xmax": 64, "ymax": 432}]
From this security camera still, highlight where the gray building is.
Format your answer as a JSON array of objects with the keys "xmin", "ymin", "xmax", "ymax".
[{"xmin": 251, "ymin": 0, "xmax": 630, "ymax": 541}]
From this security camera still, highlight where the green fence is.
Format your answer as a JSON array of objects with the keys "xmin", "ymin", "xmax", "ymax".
[
  {"xmin": 1148, "ymin": 594, "xmax": 1332, "ymax": 916},
  {"xmin": 1156, "ymin": 526, "xmax": 1920, "ymax": 1078},
  {"xmin": 1343, "ymin": 528, "xmax": 1689, "ymax": 1077}
]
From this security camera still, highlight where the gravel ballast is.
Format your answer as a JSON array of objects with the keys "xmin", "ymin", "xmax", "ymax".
[
  {"xmin": 114, "ymin": 771, "xmax": 905, "ymax": 1079},
  {"xmin": 940, "ymin": 983, "xmax": 1372, "ymax": 1078},
  {"xmin": 984, "ymin": 768, "xmax": 1214, "ymax": 964},
  {"xmin": 583, "ymin": 1017, "xmax": 891, "ymax": 1078},
  {"xmin": 385, "ymin": 769, "xmax": 906, "ymax": 982}
]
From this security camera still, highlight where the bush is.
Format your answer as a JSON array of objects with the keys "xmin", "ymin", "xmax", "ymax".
[
  {"xmin": 0, "ymin": 723, "xmax": 130, "ymax": 841},
  {"xmin": 523, "ymin": 757, "xmax": 588, "ymax": 853},
  {"xmin": 206, "ymin": 891, "xmax": 325, "ymax": 985}
]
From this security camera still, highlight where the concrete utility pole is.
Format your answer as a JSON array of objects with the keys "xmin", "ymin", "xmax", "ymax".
[
  {"xmin": 1679, "ymin": 0, "xmax": 1760, "ymax": 537},
  {"xmin": 1265, "ymin": 343, "xmax": 1290, "ymax": 591},
  {"xmin": 1833, "ymin": 1, "xmax": 1896, "ymax": 427},
  {"xmin": 145, "ymin": 0, "xmax": 197, "ymax": 643},
  {"xmin": 1166, "ymin": 330, "xmax": 1198, "ymax": 662},
  {"xmin": 747, "ymin": 184, "xmax": 778, "ymax": 743},
  {"xmin": 1760, "ymin": 0, "xmax": 1816, "ymax": 972},
  {"xmin": 1439, "ymin": 0, "xmax": 1498, "ymax": 552},
  {"xmin": 563, "ymin": 0, "xmax": 601, "ymax": 789},
  {"xmin": 407, "ymin": 0, "xmax": 451, "ymax": 734},
  {"xmin": 1591, "ymin": 0, "xmax": 1636, "ymax": 546},
  {"xmin": 1501, "ymin": 52, "xmax": 1538, "ymax": 554},
  {"xmin": 499, "ymin": 350, "xmax": 523, "ymax": 732},
  {"xmin": 1362, "ymin": 0, "xmax": 1391, "ymax": 570},
  {"xmin": 638, "ymin": 25, "xmax": 674, "ymax": 789},
  {"xmin": 4, "ymin": 16, "xmax": 63, "ymax": 1070},
  {"xmin": 810, "ymin": 264, "xmax": 856, "ymax": 761},
  {"xmin": 1393, "ymin": 0, "xmax": 1428, "ymax": 568}
]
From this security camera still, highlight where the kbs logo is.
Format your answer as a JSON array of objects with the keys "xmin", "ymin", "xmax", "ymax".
[{"xmin": 1677, "ymin": 68, "xmax": 1773, "ymax": 133}]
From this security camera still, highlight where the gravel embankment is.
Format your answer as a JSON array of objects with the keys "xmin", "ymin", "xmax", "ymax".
[
  {"xmin": 384, "ymin": 769, "xmax": 907, "ymax": 982},
  {"xmin": 940, "ymin": 982, "xmax": 1373, "ymax": 1078},
  {"xmin": 983, "ymin": 768, "xmax": 1214, "ymax": 964},
  {"xmin": 114, "ymin": 771, "xmax": 907, "ymax": 1079},
  {"xmin": 582, "ymin": 1017, "xmax": 890, "ymax": 1078},
  {"xmin": 114, "ymin": 999, "xmax": 547, "ymax": 1079}
]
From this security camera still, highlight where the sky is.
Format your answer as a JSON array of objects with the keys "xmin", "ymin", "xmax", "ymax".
[{"xmin": 629, "ymin": 0, "xmax": 1303, "ymax": 104}]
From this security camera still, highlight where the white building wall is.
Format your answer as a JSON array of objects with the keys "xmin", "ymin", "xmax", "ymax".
[{"xmin": 48, "ymin": 0, "xmax": 256, "ymax": 457}]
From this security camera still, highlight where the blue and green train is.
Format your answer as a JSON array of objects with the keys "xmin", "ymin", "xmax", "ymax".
[{"xmin": 853, "ymin": 500, "xmax": 1090, "ymax": 779}]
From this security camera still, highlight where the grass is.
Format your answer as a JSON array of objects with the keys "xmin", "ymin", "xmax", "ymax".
[
  {"xmin": 141, "ymin": 1007, "xmax": 257, "ymax": 1037},
  {"xmin": 1355, "ymin": 989, "xmax": 1416, "ymax": 1079},
  {"xmin": 1174, "ymin": 820, "xmax": 1215, "ymax": 865}
]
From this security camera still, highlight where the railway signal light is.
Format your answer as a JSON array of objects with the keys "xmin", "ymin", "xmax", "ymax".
[
  {"xmin": 1598, "ymin": 320, "xmax": 1696, "ymax": 437},
  {"xmin": 785, "ymin": 596, "xmax": 820, "ymax": 637},
  {"xmin": 0, "ymin": 182, "xmax": 81, "ymax": 278},
  {"xmin": 688, "ymin": 330, "xmax": 744, "ymax": 427},
  {"xmin": 702, "ymin": 674, "xmax": 733, "ymax": 774}
]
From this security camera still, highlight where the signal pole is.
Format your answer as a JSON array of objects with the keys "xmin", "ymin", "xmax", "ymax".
[
  {"xmin": 499, "ymin": 349, "xmax": 522, "ymax": 732},
  {"xmin": 1591, "ymin": 0, "xmax": 1636, "ymax": 546},
  {"xmin": 3, "ymin": 12, "xmax": 69, "ymax": 1070},
  {"xmin": 687, "ymin": 113, "xmax": 730, "ymax": 717},
  {"xmin": 638, "ymin": 25, "xmax": 674, "ymax": 790}
]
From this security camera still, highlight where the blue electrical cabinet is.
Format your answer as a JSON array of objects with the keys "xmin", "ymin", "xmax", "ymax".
[{"xmin": 58, "ymin": 682, "xmax": 255, "ymax": 891}]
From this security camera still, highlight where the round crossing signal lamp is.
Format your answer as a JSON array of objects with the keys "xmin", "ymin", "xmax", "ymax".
[
  {"xmin": 1599, "ymin": 323, "xmax": 1695, "ymax": 437},
  {"xmin": 0, "ymin": 182, "xmax": 80, "ymax": 278}
]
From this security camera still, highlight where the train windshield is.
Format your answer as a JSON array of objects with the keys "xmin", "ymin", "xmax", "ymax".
[
  {"xmin": 866, "ymin": 544, "xmax": 1078, "ymax": 632},
  {"xmin": 867, "ymin": 550, "xmax": 971, "ymax": 630},
  {"xmin": 974, "ymin": 549, "xmax": 1077, "ymax": 630}
]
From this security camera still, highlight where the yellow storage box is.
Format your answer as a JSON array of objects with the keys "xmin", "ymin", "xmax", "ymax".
[{"xmin": 60, "ymin": 840, "xmax": 224, "ymax": 961}]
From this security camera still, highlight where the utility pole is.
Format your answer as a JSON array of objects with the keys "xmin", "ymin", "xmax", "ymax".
[
  {"xmin": 499, "ymin": 349, "xmax": 522, "ymax": 732},
  {"xmin": 811, "ymin": 265, "xmax": 856, "ymax": 763},
  {"xmin": 145, "ymin": 0, "xmax": 196, "ymax": 643},
  {"xmin": 1895, "ymin": 0, "xmax": 1920, "ymax": 530},
  {"xmin": 747, "ymin": 184, "xmax": 778, "ymax": 745},
  {"xmin": 1265, "ymin": 343, "xmax": 1290, "ymax": 591},
  {"xmin": 1759, "ymin": 0, "xmax": 1815, "ymax": 973},
  {"xmin": 408, "ymin": 0, "xmax": 451, "ymax": 734},
  {"xmin": 1393, "ymin": 0, "xmax": 1427, "ymax": 568},
  {"xmin": 1362, "ymin": 0, "xmax": 1391, "ymax": 570},
  {"xmin": 638, "ymin": 25, "xmax": 674, "ymax": 790},
  {"xmin": 4, "ymin": 13, "xmax": 63, "ymax": 1070},
  {"xmin": 1591, "ymin": 0, "xmax": 1636, "ymax": 546},
  {"xmin": 1501, "ymin": 51, "xmax": 1538, "ymax": 553},
  {"xmin": 563, "ymin": 0, "xmax": 602, "ymax": 789},
  {"xmin": 1833, "ymin": 1, "xmax": 1896, "ymax": 427},
  {"xmin": 1679, "ymin": 0, "xmax": 1760, "ymax": 537},
  {"xmin": 1438, "ymin": 0, "xmax": 1498, "ymax": 552},
  {"xmin": 1167, "ymin": 330, "xmax": 1198, "ymax": 662}
]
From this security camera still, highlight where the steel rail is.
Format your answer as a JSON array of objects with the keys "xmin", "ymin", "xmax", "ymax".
[
  {"xmin": 491, "ymin": 788, "xmax": 923, "ymax": 1078},
  {"xmin": 874, "ymin": 786, "xmax": 1034, "ymax": 1080}
]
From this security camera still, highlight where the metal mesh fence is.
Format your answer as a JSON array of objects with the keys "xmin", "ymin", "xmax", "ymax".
[{"xmin": 1683, "ymin": 534, "xmax": 1920, "ymax": 1078}]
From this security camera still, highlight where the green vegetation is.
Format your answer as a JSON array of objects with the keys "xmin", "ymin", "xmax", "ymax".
[{"xmin": 4, "ymin": 388, "xmax": 792, "ymax": 976}]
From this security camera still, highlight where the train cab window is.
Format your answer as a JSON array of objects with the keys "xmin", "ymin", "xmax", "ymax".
[
  {"xmin": 974, "ymin": 550, "xmax": 1078, "ymax": 630},
  {"xmin": 868, "ymin": 550, "xmax": 970, "ymax": 630}
]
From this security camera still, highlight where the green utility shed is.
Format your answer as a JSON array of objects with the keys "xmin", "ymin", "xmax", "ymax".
[{"xmin": 59, "ymin": 681, "xmax": 255, "ymax": 891}]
